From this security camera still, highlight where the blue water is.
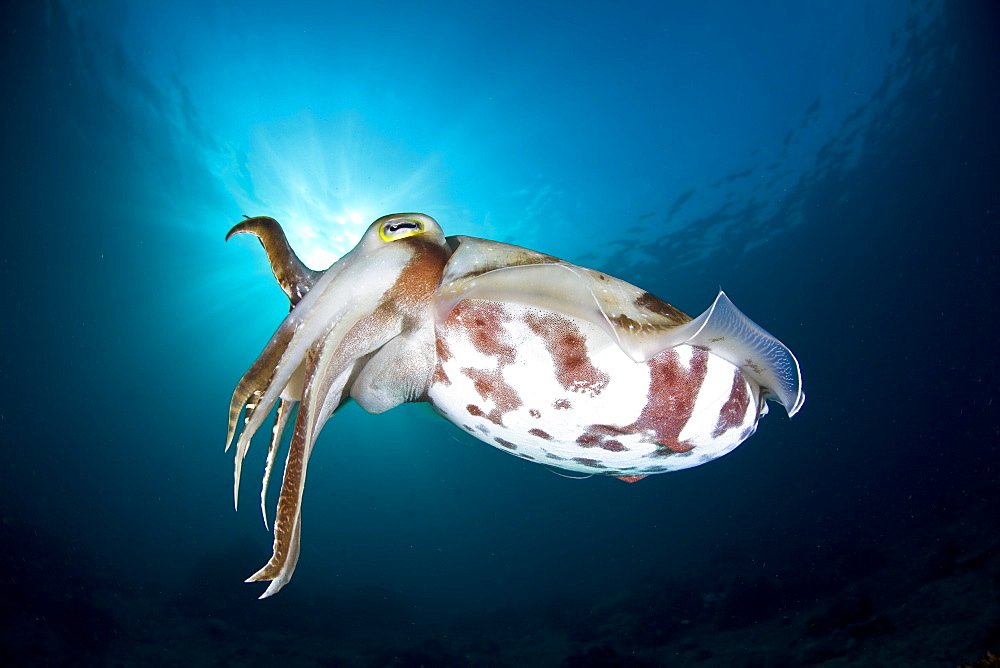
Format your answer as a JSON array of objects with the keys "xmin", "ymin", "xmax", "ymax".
[{"xmin": 2, "ymin": 0, "xmax": 998, "ymax": 665}]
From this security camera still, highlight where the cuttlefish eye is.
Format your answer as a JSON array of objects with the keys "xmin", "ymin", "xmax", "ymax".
[{"xmin": 378, "ymin": 216, "xmax": 425, "ymax": 242}]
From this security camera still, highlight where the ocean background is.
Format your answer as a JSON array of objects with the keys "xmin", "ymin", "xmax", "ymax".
[{"xmin": 2, "ymin": 1, "xmax": 998, "ymax": 665}]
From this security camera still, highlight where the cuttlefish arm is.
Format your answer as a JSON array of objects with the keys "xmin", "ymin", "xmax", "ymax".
[
  {"xmin": 227, "ymin": 213, "xmax": 449, "ymax": 598},
  {"xmin": 224, "ymin": 214, "xmax": 390, "ymax": 500},
  {"xmin": 223, "ymin": 219, "xmax": 325, "ymax": 524},
  {"xmin": 224, "ymin": 215, "xmax": 325, "ymax": 464},
  {"xmin": 227, "ymin": 216, "xmax": 322, "ymax": 306},
  {"xmin": 436, "ymin": 236, "xmax": 804, "ymax": 417},
  {"xmin": 247, "ymin": 320, "xmax": 377, "ymax": 597}
]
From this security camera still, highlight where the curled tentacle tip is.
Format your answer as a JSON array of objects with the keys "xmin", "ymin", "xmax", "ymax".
[
  {"xmin": 225, "ymin": 215, "xmax": 274, "ymax": 241},
  {"xmin": 225, "ymin": 224, "xmax": 247, "ymax": 242}
]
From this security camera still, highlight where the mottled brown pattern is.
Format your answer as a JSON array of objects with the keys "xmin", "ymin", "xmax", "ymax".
[
  {"xmin": 257, "ymin": 392, "xmax": 309, "ymax": 579},
  {"xmin": 253, "ymin": 342, "xmax": 324, "ymax": 582},
  {"xmin": 494, "ymin": 437, "xmax": 517, "ymax": 450},
  {"xmin": 572, "ymin": 457, "xmax": 607, "ymax": 469},
  {"xmin": 575, "ymin": 423, "xmax": 630, "ymax": 452},
  {"xmin": 432, "ymin": 336, "xmax": 452, "ymax": 386},
  {"xmin": 449, "ymin": 301, "xmax": 516, "ymax": 365},
  {"xmin": 524, "ymin": 312, "xmax": 609, "ymax": 397},
  {"xmin": 529, "ymin": 408, "xmax": 542, "ymax": 418},
  {"xmin": 712, "ymin": 369, "xmax": 751, "ymax": 438},
  {"xmin": 625, "ymin": 348, "xmax": 710, "ymax": 454},
  {"xmin": 554, "ymin": 399, "xmax": 572, "ymax": 410},
  {"xmin": 467, "ymin": 403, "xmax": 504, "ymax": 426},
  {"xmin": 634, "ymin": 291, "xmax": 691, "ymax": 325},
  {"xmin": 461, "ymin": 366, "xmax": 523, "ymax": 425},
  {"xmin": 578, "ymin": 348, "xmax": 710, "ymax": 456},
  {"xmin": 607, "ymin": 314, "xmax": 643, "ymax": 330},
  {"xmin": 529, "ymin": 428, "xmax": 553, "ymax": 440},
  {"xmin": 396, "ymin": 238, "xmax": 450, "ymax": 306}
]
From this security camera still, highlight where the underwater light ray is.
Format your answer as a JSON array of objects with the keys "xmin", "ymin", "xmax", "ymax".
[{"xmin": 217, "ymin": 113, "xmax": 457, "ymax": 269}]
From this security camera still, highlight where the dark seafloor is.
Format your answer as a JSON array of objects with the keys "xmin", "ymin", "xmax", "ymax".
[{"xmin": 1, "ymin": 1, "xmax": 998, "ymax": 666}]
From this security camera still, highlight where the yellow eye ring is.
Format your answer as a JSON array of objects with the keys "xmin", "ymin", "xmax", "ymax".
[{"xmin": 378, "ymin": 218, "xmax": 425, "ymax": 242}]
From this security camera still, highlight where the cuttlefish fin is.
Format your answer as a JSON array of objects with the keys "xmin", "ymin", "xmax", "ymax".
[
  {"xmin": 227, "ymin": 216, "xmax": 322, "ymax": 306},
  {"xmin": 436, "ymin": 239, "xmax": 690, "ymax": 361},
  {"xmin": 441, "ymin": 235, "xmax": 565, "ymax": 285},
  {"xmin": 436, "ymin": 237, "xmax": 803, "ymax": 417},
  {"xmin": 665, "ymin": 291, "xmax": 805, "ymax": 417}
]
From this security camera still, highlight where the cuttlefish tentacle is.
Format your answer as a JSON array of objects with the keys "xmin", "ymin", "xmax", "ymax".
[{"xmin": 227, "ymin": 216, "xmax": 321, "ymax": 306}]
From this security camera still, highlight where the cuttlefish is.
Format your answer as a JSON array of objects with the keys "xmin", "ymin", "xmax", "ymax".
[{"xmin": 225, "ymin": 213, "xmax": 804, "ymax": 597}]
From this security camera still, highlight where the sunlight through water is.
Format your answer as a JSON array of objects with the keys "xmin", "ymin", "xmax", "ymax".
[{"xmin": 217, "ymin": 113, "xmax": 455, "ymax": 269}]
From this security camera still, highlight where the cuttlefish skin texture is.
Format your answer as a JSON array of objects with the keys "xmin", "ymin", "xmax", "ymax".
[
  {"xmin": 225, "ymin": 213, "xmax": 804, "ymax": 597},
  {"xmin": 429, "ymin": 300, "xmax": 759, "ymax": 477}
]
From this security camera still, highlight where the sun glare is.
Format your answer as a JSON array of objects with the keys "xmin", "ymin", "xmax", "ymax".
[{"xmin": 218, "ymin": 114, "xmax": 453, "ymax": 270}]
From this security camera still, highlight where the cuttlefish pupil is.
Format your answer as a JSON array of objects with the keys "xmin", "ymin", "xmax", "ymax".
[{"xmin": 389, "ymin": 221, "xmax": 420, "ymax": 232}]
